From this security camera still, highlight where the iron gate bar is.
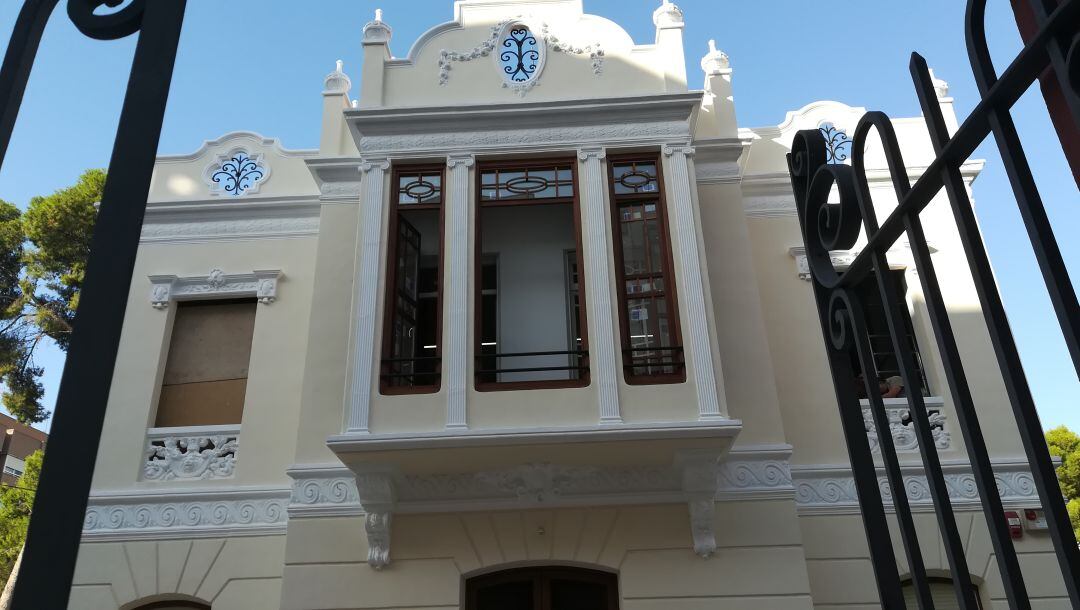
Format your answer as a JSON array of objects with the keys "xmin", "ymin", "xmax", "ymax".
[
  {"xmin": 792, "ymin": 131, "xmax": 908, "ymax": 609},
  {"xmin": 912, "ymin": 50, "xmax": 1080, "ymax": 604},
  {"xmin": 0, "ymin": 0, "xmax": 59, "ymax": 167},
  {"xmin": 834, "ymin": 0, "xmax": 1079, "ymax": 290},
  {"xmin": 855, "ymin": 114, "xmax": 984, "ymax": 608},
  {"xmin": 0, "ymin": 0, "xmax": 188, "ymax": 608},
  {"xmin": 967, "ymin": 0, "xmax": 1080, "ymax": 381},
  {"xmin": 789, "ymin": 0, "xmax": 1080, "ymax": 606}
]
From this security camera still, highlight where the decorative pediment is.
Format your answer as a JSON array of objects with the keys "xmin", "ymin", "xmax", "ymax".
[{"xmin": 148, "ymin": 268, "xmax": 282, "ymax": 309}]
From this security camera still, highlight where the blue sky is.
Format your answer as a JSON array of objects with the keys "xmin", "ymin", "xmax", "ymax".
[{"xmin": 0, "ymin": 0, "xmax": 1077, "ymax": 434}]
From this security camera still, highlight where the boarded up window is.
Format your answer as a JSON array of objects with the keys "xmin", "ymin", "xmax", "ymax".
[{"xmin": 154, "ymin": 299, "xmax": 256, "ymax": 427}]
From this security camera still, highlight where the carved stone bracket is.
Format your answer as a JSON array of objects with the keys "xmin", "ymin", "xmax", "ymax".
[
  {"xmin": 149, "ymin": 268, "xmax": 282, "ymax": 309},
  {"xmin": 674, "ymin": 450, "xmax": 722, "ymax": 558},
  {"xmin": 356, "ymin": 469, "xmax": 398, "ymax": 569}
]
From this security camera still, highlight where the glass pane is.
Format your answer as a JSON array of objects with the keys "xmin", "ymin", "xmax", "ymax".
[
  {"xmin": 475, "ymin": 579, "xmax": 534, "ymax": 610},
  {"xmin": 550, "ymin": 578, "xmax": 608, "ymax": 610},
  {"xmin": 645, "ymin": 218, "xmax": 663, "ymax": 273},
  {"xmin": 620, "ymin": 220, "xmax": 647, "ymax": 276}
]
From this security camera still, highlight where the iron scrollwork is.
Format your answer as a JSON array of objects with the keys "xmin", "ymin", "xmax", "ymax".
[
  {"xmin": 210, "ymin": 151, "xmax": 266, "ymax": 196},
  {"xmin": 501, "ymin": 26, "xmax": 540, "ymax": 83},
  {"xmin": 818, "ymin": 122, "xmax": 853, "ymax": 164}
]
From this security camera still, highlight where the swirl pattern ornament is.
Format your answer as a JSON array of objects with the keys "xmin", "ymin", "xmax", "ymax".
[
  {"xmin": 819, "ymin": 122, "xmax": 853, "ymax": 164},
  {"xmin": 500, "ymin": 26, "xmax": 540, "ymax": 83},
  {"xmin": 210, "ymin": 151, "xmax": 267, "ymax": 197},
  {"xmin": 67, "ymin": 0, "xmax": 145, "ymax": 40},
  {"xmin": 83, "ymin": 494, "xmax": 288, "ymax": 539}
]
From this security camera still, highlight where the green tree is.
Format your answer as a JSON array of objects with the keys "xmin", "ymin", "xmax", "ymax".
[
  {"xmin": 0, "ymin": 169, "xmax": 102, "ymax": 423},
  {"xmin": 0, "ymin": 450, "xmax": 41, "ymax": 586},
  {"xmin": 1045, "ymin": 425, "xmax": 1080, "ymax": 540}
]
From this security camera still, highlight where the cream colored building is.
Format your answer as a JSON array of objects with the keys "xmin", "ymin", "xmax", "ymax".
[{"xmin": 68, "ymin": 1, "xmax": 1069, "ymax": 608}]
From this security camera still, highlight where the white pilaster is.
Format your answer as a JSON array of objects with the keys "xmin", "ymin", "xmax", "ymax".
[
  {"xmin": 445, "ymin": 154, "xmax": 474, "ymax": 429},
  {"xmin": 577, "ymin": 147, "xmax": 622, "ymax": 424},
  {"xmin": 346, "ymin": 157, "xmax": 390, "ymax": 433},
  {"xmin": 662, "ymin": 145, "xmax": 725, "ymax": 419}
]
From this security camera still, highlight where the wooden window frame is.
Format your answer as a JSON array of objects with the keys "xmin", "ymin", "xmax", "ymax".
[
  {"xmin": 607, "ymin": 152, "xmax": 686, "ymax": 385},
  {"xmin": 465, "ymin": 566, "xmax": 619, "ymax": 610},
  {"xmin": 379, "ymin": 163, "xmax": 446, "ymax": 395},
  {"xmin": 473, "ymin": 157, "xmax": 591, "ymax": 392}
]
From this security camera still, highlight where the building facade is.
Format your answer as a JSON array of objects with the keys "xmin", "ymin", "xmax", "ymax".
[
  {"xmin": 0, "ymin": 413, "xmax": 46, "ymax": 487},
  {"xmin": 68, "ymin": 1, "xmax": 1069, "ymax": 608}
]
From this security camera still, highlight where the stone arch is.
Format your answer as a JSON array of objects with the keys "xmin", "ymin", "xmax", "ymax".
[{"xmin": 120, "ymin": 594, "xmax": 211, "ymax": 610}]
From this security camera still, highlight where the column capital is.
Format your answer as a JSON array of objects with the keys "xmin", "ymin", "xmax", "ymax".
[
  {"xmin": 577, "ymin": 146, "xmax": 606, "ymax": 161},
  {"xmin": 358, "ymin": 157, "xmax": 390, "ymax": 173},
  {"xmin": 446, "ymin": 154, "xmax": 475, "ymax": 169},
  {"xmin": 662, "ymin": 144, "xmax": 696, "ymax": 158}
]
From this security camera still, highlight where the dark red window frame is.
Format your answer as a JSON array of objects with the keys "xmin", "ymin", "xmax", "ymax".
[
  {"xmin": 473, "ymin": 157, "xmax": 591, "ymax": 391},
  {"xmin": 379, "ymin": 164, "xmax": 446, "ymax": 395},
  {"xmin": 607, "ymin": 153, "xmax": 686, "ymax": 384}
]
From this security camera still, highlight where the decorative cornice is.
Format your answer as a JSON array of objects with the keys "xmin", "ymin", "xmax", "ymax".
[
  {"xmin": 792, "ymin": 460, "xmax": 1041, "ymax": 515},
  {"xmin": 156, "ymin": 131, "xmax": 316, "ymax": 164},
  {"xmin": 148, "ymin": 269, "xmax": 282, "ymax": 309},
  {"xmin": 286, "ymin": 449, "xmax": 792, "ymax": 520},
  {"xmin": 83, "ymin": 487, "xmax": 288, "ymax": 542},
  {"xmin": 345, "ymin": 94, "xmax": 701, "ymax": 156},
  {"xmin": 141, "ymin": 214, "xmax": 319, "ymax": 244}
]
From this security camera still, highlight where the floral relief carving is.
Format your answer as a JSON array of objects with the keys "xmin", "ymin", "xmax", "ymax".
[
  {"xmin": 863, "ymin": 403, "xmax": 950, "ymax": 453},
  {"xmin": 144, "ymin": 432, "xmax": 239, "ymax": 481},
  {"xmin": 438, "ymin": 18, "xmax": 603, "ymax": 96}
]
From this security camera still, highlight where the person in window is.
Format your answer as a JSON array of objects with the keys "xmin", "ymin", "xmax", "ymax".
[{"xmin": 883, "ymin": 375, "xmax": 905, "ymax": 398}]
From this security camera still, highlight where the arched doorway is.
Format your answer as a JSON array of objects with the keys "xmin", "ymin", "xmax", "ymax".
[
  {"xmin": 466, "ymin": 566, "xmax": 619, "ymax": 610},
  {"xmin": 127, "ymin": 601, "xmax": 210, "ymax": 610}
]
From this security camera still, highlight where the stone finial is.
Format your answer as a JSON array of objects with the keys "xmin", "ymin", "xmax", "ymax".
[
  {"xmin": 653, "ymin": 0, "xmax": 684, "ymax": 29},
  {"xmin": 928, "ymin": 68, "xmax": 950, "ymax": 99},
  {"xmin": 363, "ymin": 8, "xmax": 392, "ymax": 45},
  {"xmin": 700, "ymin": 39, "xmax": 730, "ymax": 75},
  {"xmin": 323, "ymin": 59, "xmax": 352, "ymax": 94}
]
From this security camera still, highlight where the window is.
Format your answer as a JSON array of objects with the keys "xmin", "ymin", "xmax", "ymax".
[
  {"xmin": 3, "ymin": 466, "xmax": 22, "ymax": 478},
  {"xmin": 154, "ymin": 299, "xmax": 256, "ymax": 427},
  {"xmin": 475, "ymin": 160, "xmax": 589, "ymax": 389},
  {"xmin": 849, "ymin": 269, "xmax": 930, "ymax": 397},
  {"xmin": 466, "ymin": 567, "xmax": 619, "ymax": 610},
  {"xmin": 380, "ymin": 166, "xmax": 445, "ymax": 393},
  {"xmin": 902, "ymin": 577, "xmax": 983, "ymax": 609},
  {"xmin": 608, "ymin": 156, "xmax": 685, "ymax": 384}
]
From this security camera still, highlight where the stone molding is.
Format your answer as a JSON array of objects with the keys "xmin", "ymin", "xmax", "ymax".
[
  {"xmin": 286, "ymin": 450, "xmax": 795, "ymax": 520},
  {"xmin": 141, "ymin": 195, "xmax": 320, "ymax": 244},
  {"xmin": 143, "ymin": 425, "xmax": 240, "ymax": 482},
  {"xmin": 148, "ymin": 269, "xmax": 281, "ymax": 309},
  {"xmin": 82, "ymin": 487, "xmax": 288, "ymax": 542},
  {"xmin": 793, "ymin": 460, "xmax": 1042, "ymax": 515}
]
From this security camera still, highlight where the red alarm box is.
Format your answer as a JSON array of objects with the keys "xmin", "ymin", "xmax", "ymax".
[{"xmin": 1005, "ymin": 511, "xmax": 1023, "ymax": 539}]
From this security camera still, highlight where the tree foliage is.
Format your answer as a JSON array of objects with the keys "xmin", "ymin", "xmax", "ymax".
[
  {"xmin": 1046, "ymin": 425, "xmax": 1080, "ymax": 541},
  {"xmin": 0, "ymin": 450, "xmax": 41, "ymax": 586},
  {"xmin": 0, "ymin": 170, "xmax": 101, "ymax": 423}
]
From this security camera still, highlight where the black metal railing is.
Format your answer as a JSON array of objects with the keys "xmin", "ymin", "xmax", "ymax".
[
  {"xmin": 621, "ymin": 346, "xmax": 685, "ymax": 375},
  {"xmin": 380, "ymin": 355, "xmax": 442, "ymax": 388},
  {"xmin": 0, "ymin": 1, "xmax": 187, "ymax": 608},
  {"xmin": 475, "ymin": 350, "xmax": 589, "ymax": 380},
  {"xmin": 787, "ymin": 0, "xmax": 1080, "ymax": 608}
]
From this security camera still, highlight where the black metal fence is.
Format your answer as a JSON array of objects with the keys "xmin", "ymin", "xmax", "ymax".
[
  {"xmin": 787, "ymin": 0, "xmax": 1080, "ymax": 607},
  {"xmin": 0, "ymin": 1, "xmax": 187, "ymax": 608}
]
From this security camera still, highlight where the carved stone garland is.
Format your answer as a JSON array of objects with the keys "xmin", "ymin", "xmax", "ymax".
[
  {"xmin": 863, "ymin": 404, "xmax": 950, "ymax": 453},
  {"xmin": 144, "ymin": 431, "xmax": 239, "ymax": 481},
  {"xmin": 438, "ymin": 19, "xmax": 604, "ymax": 96}
]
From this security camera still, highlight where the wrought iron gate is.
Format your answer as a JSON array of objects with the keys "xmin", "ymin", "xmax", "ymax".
[
  {"xmin": 0, "ymin": 1, "xmax": 186, "ymax": 609},
  {"xmin": 788, "ymin": 0, "xmax": 1080, "ymax": 608}
]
